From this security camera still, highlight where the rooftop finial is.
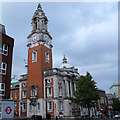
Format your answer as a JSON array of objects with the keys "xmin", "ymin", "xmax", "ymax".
[
  {"xmin": 62, "ymin": 55, "xmax": 67, "ymax": 64},
  {"xmin": 37, "ymin": 3, "xmax": 42, "ymax": 10}
]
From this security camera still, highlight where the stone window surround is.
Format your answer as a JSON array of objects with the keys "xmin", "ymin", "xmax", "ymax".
[
  {"xmin": 0, "ymin": 83, "xmax": 5, "ymax": 96},
  {"xmin": 32, "ymin": 50, "xmax": 37, "ymax": 63},
  {"xmin": 15, "ymin": 91, "xmax": 17, "ymax": 99},
  {"xmin": 22, "ymin": 90, "xmax": 26, "ymax": 98},
  {"xmin": 0, "ymin": 43, "xmax": 8, "ymax": 56},
  {"xmin": 22, "ymin": 103, "xmax": 26, "ymax": 112},
  {"xmin": 45, "ymin": 51, "xmax": 49, "ymax": 63},
  {"xmin": 48, "ymin": 101, "xmax": 52, "ymax": 112},
  {"xmin": 0, "ymin": 62, "xmax": 7, "ymax": 75}
]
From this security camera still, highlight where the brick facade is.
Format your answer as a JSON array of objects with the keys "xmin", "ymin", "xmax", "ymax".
[
  {"xmin": 0, "ymin": 24, "xmax": 14, "ymax": 99},
  {"xmin": 27, "ymin": 45, "xmax": 52, "ymax": 99}
]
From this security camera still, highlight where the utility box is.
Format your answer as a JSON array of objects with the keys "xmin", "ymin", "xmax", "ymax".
[{"xmin": 0, "ymin": 99, "xmax": 15, "ymax": 119}]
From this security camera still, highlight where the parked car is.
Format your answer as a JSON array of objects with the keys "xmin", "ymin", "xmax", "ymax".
[
  {"xmin": 31, "ymin": 115, "xmax": 42, "ymax": 120},
  {"xmin": 58, "ymin": 114, "xmax": 64, "ymax": 118},
  {"xmin": 115, "ymin": 114, "xmax": 120, "ymax": 118}
]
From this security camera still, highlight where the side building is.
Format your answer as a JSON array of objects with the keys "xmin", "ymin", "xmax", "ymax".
[
  {"xmin": 0, "ymin": 24, "xmax": 14, "ymax": 119},
  {"xmin": 110, "ymin": 83, "xmax": 120, "ymax": 99},
  {"xmin": 96, "ymin": 89, "xmax": 108, "ymax": 117},
  {"xmin": 0, "ymin": 24, "xmax": 14, "ymax": 99},
  {"xmin": 106, "ymin": 93, "xmax": 115, "ymax": 117},
  {"xmin": 10, "ymin": 79, "xmax": 19, "ymax": 116}
]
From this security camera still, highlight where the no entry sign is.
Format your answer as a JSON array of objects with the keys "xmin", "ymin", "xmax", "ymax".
[{"xmin": 5, "ymin": 106, "xmax": 12, "ymax": 114}]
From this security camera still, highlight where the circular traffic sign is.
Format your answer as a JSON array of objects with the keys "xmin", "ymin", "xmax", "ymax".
[{"xmin": 5, "ymin": 106, "xmax": 12, "ymax": 114}]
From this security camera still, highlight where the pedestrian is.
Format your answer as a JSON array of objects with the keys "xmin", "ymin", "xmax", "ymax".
[{"xmin": 56, "ymin": 116, "xmax": 58, "ymax": 120}]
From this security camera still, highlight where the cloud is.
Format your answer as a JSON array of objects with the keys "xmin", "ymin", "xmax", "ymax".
[{"xmin": 2, "ymin": 2, "xmax": 118, "ymax": 93}]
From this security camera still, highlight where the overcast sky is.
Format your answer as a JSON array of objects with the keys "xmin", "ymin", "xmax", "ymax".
[{"xmin": 1, "ymin": 2, "xmax": 118, "ymax": 93}]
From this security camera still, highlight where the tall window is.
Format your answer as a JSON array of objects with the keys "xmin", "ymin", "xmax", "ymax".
[
  {"xmin": 0, "ymin": 62, "xmax": 7, "ymax": 75},
  {"xmin": 22, "ymin": 103, "xmax": 26, "ymax": 112},
  {"xmin": 31, "ymin": 85, "xmax": 37, "ymax": 97},
  {"xmin": 59, "ymin": 87, "xmax": 62, "ymax": 96},
  {"xmin": 11, "ymin": 91, "xmax": 13, "ymax": 98},
  {"xmin": 15, "ymin": 92, "xmax": 17, "ymax": 99},
  {"xmin": 0, "ymin": 43, "xmax": 8, "ymax": 56},
  {"xmin": 47, "ymin": 87, "xmax": 52, "ymax": 97},
  {"xmin": 45, "ymin": 51, "xmax": 49, "ymax": 63},
  {"xmin": 48, "ymin": 101, "xmax": 52, "ymax": 111},
  {"xmin": 14, "ymin": 103, "xmax": 17, "ymax": 110},
  {"xmin": 0, "ymin": 83, "xmax": 5, "ymax": 96},
  {"xmin": 22, "ymin": 90, "xmax": 26, "ymax": 98},
  {"xmin": 32, "ymin": 50, "xmax": 37, "ymax": 62},
  {"xmin": 49, "ymin": 87, "xmax": 51, "ymax": 94}
]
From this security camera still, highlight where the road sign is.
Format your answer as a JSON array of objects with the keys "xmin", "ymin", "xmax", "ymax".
[
  {"xmin": 2, "ymin": 100, "xmax": 14, "ymax": 119},
  {"xmin": 5, "ymin": 106, "xmax": 12, "ymax": 114},
  {"xmin": 20, "ymin": 102, "xmax": 22, "ymax": 106}
]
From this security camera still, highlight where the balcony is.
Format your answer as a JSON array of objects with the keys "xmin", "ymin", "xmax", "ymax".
[
  {"xmin": 29, "ymin": 95, "xmax": 38, "ymax": 106},
  {"xmin": 30, "ymin": 95, "xmax": 38, "ymax": 100}
]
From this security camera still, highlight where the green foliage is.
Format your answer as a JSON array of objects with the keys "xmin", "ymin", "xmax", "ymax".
[
  {"xmin": 112, "ymin": 98, "xmax": 120, "ymax": 112},
  {"xmin": 104, "ymin": 105, "xmax": 108, "ymax": 117},
  {"xmin": 74, "ymin": 72, "xmax": 100, "ymax": 108}
]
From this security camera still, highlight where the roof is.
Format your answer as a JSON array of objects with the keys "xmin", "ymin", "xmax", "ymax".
[
  {"xmin": 98, "ymin": 89, "xmax": 106, "ymax": 93},
  {"xmin": 11, "ymin": 79, "xmax": 19, "ymax": 84},
  {"xmin": 109, "ymin": 83, "xmax": 120, "ymax": 89},
  {"xmin": 0, "ymin": 23, "xmax": 6, "ymax": 34},
  {"xmin": 19, "ymin": 74, "xmax": 27, "ymax": 81}
]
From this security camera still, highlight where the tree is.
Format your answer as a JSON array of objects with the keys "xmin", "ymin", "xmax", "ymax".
[
  {"xmin": 104, "ymin": 105, "xmax": 108, "ymax": 118},
  {"xmin": 74, "ymin": 72, "xmax": 100, "ymax": 119},
  {"xmin": 112, "ymin": 98, "xmax": 120, "ymax": 113}
]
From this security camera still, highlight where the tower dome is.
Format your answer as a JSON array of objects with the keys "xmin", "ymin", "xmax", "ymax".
[{"xmin": 60, "ymin": 55, "xmax": 73, "ymax": 68}]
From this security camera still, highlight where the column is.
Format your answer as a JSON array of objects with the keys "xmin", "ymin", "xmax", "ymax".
[
  {"xmin": 19, "ymin": 82, "xmax": 22, "ymax": 117},
  {"xmin": 65, "ymin": 80, "xmax": 69, "ymax": 97},
  {"xmin": 63, "ymin": 80, "xmax": 65, "ymax": 98},
  {"xmin": 70, "ymin": 82, "xmax": 73, "ymax": 97},
  {"xmin": 74, "ymin": 83, "xmax": 76, "ymax": 91}
]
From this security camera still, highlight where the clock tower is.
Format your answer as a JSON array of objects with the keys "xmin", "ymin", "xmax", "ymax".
[{"xmin": 27, "ymin": 3, "xmax": 52, "ymax": 101}]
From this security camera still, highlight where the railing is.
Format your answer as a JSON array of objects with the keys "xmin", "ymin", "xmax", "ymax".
[{"xmin": 29, "ymin": 95, "xmax": 38, "ymax": 106}]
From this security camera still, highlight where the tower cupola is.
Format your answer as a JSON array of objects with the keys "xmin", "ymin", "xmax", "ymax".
[
  {"xmin": 27, "ymin": 3, "xmax": 52, "ymax": 49},
  {"xmin": 62, "ymin": 55, "xmax": 67, "ymax": 64},
  {"xmin": 32, "ymin": 3, "xmax": 48, "ymax": 32}
]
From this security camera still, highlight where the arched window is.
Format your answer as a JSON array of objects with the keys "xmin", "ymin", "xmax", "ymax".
[{"xmin": 31, "ymin": 85, "xmax": 38, "ymax": 97}]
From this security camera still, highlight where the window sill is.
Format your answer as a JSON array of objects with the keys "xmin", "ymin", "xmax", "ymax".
[
  {"xmin": 46, "ymin": 60, "xmax": 49, "ymax": 63},
  {"xmin": 47, "ymin": 95, "xmax": 52, "ymax": 97},
  {"xmin": 22, "ymin": 110, "xmax": 26, "ymax": 112},
  {"xmin": 32, "ymin": 60, "xmax": 37, "ymax": 63},
  {"xmin": 23, "ymin": 96, "xmax": 26, "ymax": 98},
  {"xmin": 0, "ymin": 73, "xmax": 6, "ymax": 75},
  {"xmin": 48, "ymin": 110, "xmax": 52, "ymax": 112}
]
